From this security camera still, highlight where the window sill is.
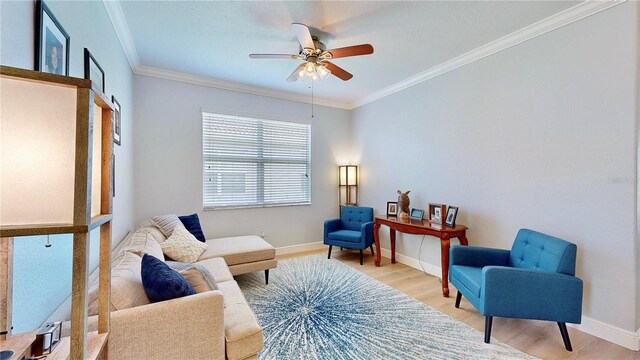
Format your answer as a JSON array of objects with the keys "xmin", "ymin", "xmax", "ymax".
[{"xmin": 203, "ymin": 202, "xmax": 311, "ymax": 211}]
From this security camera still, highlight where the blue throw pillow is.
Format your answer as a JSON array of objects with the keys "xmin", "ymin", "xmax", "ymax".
[
  {"xmin": 141, "ymin": 254, "xmax": 195, "ymax": 303},
  {"xmin": 179, "ymin": 213, "xmax": 206, "ymax": 242}
]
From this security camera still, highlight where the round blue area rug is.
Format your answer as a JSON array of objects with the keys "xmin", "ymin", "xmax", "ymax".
[{"xmin": 236, "ymin": 254, "xmax": 537, "ymax": 360}]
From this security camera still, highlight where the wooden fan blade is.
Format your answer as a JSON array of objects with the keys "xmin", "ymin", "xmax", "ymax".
[
  {"xmin": 324, "ymin": 61, "xmax": 353, "ymax": 81},
  {"xmin": 249, "ymin": 54, "xmax": 300, "ymax": 59},
  {"xmin": 287, "ymin": 63, "xmax": 306, "ymax": 82},
  {"xmin": 291, "ymin": 23, "xmax": 315, "ymax": 50},
  {"xmin": 325, "ymin": 44, "xmax": 374, "ymax": 59}
]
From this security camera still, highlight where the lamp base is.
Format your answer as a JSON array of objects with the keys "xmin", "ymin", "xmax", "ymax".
[{"xmin": 399, "ymin": 212, "xmax": 409, "ymax": 220}]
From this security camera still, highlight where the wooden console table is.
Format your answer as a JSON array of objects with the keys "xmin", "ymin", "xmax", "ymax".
[{"xmin": 374, "ymin": 216, "xmax": 468, "ymax": 297}]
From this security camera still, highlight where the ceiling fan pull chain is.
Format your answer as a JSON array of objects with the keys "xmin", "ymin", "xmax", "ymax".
[{"xmin": 311, "ymin": 78, "xmax": 315, "ymax": 118}]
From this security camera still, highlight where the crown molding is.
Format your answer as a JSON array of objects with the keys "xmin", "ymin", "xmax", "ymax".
[
  {"xmin": 134, "ymin": 65, "xmax": 353, "ymax": 109},
  {"xmin": 102, "ymin": 0, "xmax": 140, "ymax": 70},
  {"xmin": 351, "ymin": 0, "xmax": 626, "ymax": 108},
  {"xmin": 104, "ymin": 0, "xmax": 624, "ymax": 110}
]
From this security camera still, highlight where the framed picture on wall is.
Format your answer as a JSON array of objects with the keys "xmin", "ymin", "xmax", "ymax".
[
  {"xmin": 35, "ymin": 0, "xmax": 70, "ymax": 76},
  {"xmin": 112, "ymin": 96, "xmax": 121, "ymax": 145},
  {"xmin": 84, "ymin": 48, "xmax": 105, "ymax": 93}
]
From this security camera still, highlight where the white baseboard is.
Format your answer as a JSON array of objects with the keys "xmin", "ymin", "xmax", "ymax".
[
  {"xmin": 275, "ymin": 241, "xmax": 325, "ymax": 255},
  {"xmin": 378, "ymin": 247, "xmax": 443, "ymax": 279},
  {"xmin": 280, "ymin": 241, "xmax": 640, "ymax": 351},
  {"xmin": 568, "ymin": 317, "xmax": 640, "ymax": 351}
]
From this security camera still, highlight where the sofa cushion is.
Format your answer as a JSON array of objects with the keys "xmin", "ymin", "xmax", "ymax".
[
  {"xmin": 217, "ymin": 281, "xmax": 263, "ymax": 360},
  {"xmin": 111, "ymin": 251, "xmax": 150, "ymax": 310},
  {"xmin": 141, "ymin": 254, "xmax": 195, "ymax": 303},
  {"xmin": 327, "ymin": 229, "xmax": 361, "ymax": 243},
  {"xmin": 138, "ymin": 225, "xmax": 167, "ymax": 245},
  {"xmin": 450, "ymin": 265, "xmax": 483, "ymax": 298},
  {"xmin": 166, "ymin": 261, "xmax": 218, "ymax": 291},
  {"xmin": 179, "ymin": 213, "xmax": 206, "ymax": 242},
  {"xmin": 195, "ymin": 257, "xmax": 234, "ymax": 283},
  {"xmin": 198, "ymin": 235, "xmax": 275, "ymax": 266},
  {"xmin": 161, "ymin": 225, "xmax": 208, "ymax": 263},
  {"xmin": 151, "ymin": 214, "xmax": 181, "ymax": 237},
  {"xmin": 127, "ymin": 230, "xmax": 165, "ymax": 261}
]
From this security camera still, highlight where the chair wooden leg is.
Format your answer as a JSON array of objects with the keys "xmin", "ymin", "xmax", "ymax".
[
  {"xmin": 370, "ymin": 245, "xmax": 374, "ymax": 255},
  {"xmin": 484, "ymin": 316, "xmax": 493, "ymax": 343},
  {"xmin": 455, "ymin": 291, "xmax": 462, "ymax": 308},
  {"xmin": 557, "ymin": 322, "xmax": 573, "ymax": 351},
  {"xmin": 359, "ymin": 250, "xmax": 363, "ymax": 265},
  {"xmin": 265, "ymin": 269, "xmax": 269, "ymax": 285},
  {"xmin": 327, "ymin": 245, "xmax": 333, "ymax": 259}
]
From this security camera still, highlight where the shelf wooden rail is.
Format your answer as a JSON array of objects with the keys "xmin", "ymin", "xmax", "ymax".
[{"xmin": 0, "ymin": 65, "xmax": 114, "ymax": 360}]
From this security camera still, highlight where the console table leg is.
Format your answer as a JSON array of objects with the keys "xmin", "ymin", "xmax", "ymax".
[
  {"xmin": 390, "ymin": 229, "xmax": 396, "ymax": 264},
  {"xmin": 458, "ymin": 234, "xmax": 469, "ymax": 246},
  {"xmin": 441, "ymin": 238, "xmax": 451, "ymax": 297},
  {"xmin": 374, "ymin": 223, "xmax": 382, "ymax": 267}
]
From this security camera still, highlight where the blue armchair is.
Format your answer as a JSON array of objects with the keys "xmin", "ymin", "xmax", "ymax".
[
  {"xmin": 449, "ymin": 229, "xmax": 583, "ymax": 351},
  {"xmin": 324, "ymin": 206, "xmax": 374, "ymax": 265}
]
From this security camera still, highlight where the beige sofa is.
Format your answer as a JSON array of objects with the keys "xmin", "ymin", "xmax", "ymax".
[{"xmin": 63, "ymin": 221, "xmax": 276, "ymax": 360}]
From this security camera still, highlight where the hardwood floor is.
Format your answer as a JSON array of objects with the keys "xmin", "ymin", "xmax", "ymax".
[{"xmin": 277, "ymin": 249, "xmax": 640, "ymax": 360}]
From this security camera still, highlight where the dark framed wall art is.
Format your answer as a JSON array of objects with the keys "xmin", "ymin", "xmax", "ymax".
[
  {"xmin": 84, "ymin": 48, "xmax": 105, "ymax": 92},
  {"xmin": 112, "ymin": 96, "xmax": 121, "ymax": 145},
  {"xmin": 35, "ymin": 0, "xmax": 70, "ymax": 75}
]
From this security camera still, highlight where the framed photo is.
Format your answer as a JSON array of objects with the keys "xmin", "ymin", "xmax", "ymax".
[
  {"xmin": 35, "ymin": 0, "xmax": 69, "ymax": 76},
  {"xmin": 428, "ymin": 203, "xmax": 446, "ymax": 224},
  {"xmin": 386, "ymin": 201, "xmax": 398, "ymax": 216},
  {"xmin": 112, "ymin": 96, "xmax": 122, "ymax": 145},
  {"xmin": 84, "ymin": 48, "xmax": 105, "ymax": 93},
  {"xmin": 409, "ymin": 208, "xmax": 424, "ymax": 220},
  {"xmin": 112, "ymin": 154, "xmax": 116, "ymax": 197},
  {"xmin": 445, "ymin": 206, "xmax": 458, "ymax": 227}
]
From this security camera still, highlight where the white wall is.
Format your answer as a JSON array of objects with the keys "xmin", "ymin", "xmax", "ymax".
[
  {"xmin": 1, "ymin": 0, "xmax": 135, "ymax": 332},
  {"xmin": 352, "ymin": 2, "xmax": 638, "ymax": 332},
  {"xmin": 133, "ymin": 75, "xmax": 350, "ymax": 247}
]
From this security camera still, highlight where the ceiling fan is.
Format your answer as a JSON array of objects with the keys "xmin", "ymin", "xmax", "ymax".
[{"xmin": 249, "ymin": 23, "xmax": 374, "ymax": 82}]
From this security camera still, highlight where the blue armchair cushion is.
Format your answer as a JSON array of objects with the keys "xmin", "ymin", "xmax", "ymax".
[
  {"xmin": 328, "ymin": 230, "xmax": 361, "ymax": 243},
  {"xmin": 450, "ymin": 265, "xmax": 482, "ymax": 298},
  {"xmin": 509, "ymin": 229, "xmax": 577, "ymax": 275},
  {"xmin": 340, "ymin": 206, "xmax": 374, "ymax": 231}
]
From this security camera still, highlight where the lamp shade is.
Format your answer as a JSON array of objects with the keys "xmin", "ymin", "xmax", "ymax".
[
  {"xmin": 0, "ymin": 77, "xmax": 77, "ymax": 226},
  {"xmin": 339, "ymin": 165, "xmax": 358, "ymax": 186}
]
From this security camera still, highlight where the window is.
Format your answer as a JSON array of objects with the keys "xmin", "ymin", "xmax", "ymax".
[{"xmin": 202, "ymin": 112, "xmax": 311, "ymax": 209}]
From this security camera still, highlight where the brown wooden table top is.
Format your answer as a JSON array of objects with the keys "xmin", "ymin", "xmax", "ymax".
[{"xmin": 375, "ymin": 215, "xmax": 468, "ymax": 232}]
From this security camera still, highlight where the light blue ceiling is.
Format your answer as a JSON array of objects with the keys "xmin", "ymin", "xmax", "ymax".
[{"xmin": 119, "ymin": 1, "xmax": 580, "ymax": 104}]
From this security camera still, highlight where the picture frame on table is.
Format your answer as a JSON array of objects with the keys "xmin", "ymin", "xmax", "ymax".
[
  {"xmin": 386, "ymin": 201, "xmax": 398, "ymax": 216},
  {"xmin": 428, "ymin": 203, "xmax": 446, "ymax": 224},
  {"xmin": 444, "ymin": 206, "xmax": 458, "ymax": 227},
  {"xmin": 35, "ymin": 0, "xmax": 70, "ymax": 76},
  {"xmin": 84, "ymin": 48, "xmax": 105, "ymax": 93},
  {"xmin": 112, "ymin": 96, "xmax": 121, "ymax": 145},
  {"xmin": 409, "ymin": 208, "xmax": 424, "ymax": 220}
]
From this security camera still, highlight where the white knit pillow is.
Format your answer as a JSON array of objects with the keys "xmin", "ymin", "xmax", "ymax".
[
  {"xmin": 151, "ymin": 214, "xmax": 181, "ymax": 237},
  {"xmin": 160, "ymin": 225, "xmax": 208, "ymax": 263}
]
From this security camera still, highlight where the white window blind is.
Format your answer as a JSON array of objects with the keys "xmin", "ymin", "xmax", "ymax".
[{"xmin": 202, "ymin": 112, "xmax": 311, "ymax": 209}]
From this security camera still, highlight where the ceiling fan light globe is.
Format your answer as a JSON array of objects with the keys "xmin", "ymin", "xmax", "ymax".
[
  {"xmin": 317, "ymin": 65, "xmax": 330, "ymax": 79},
  {"xmin": 305, "ymin": 63, "xmax": 315, "ymax": 73}
]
